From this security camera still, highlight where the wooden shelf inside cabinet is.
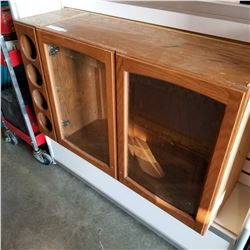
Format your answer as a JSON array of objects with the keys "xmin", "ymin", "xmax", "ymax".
[
  {"xmin": 127, "ymin": 116, "xmax": 210, "ymax": 216},
  {"xmin": 214, "ymin": 183, "xmax": 250, "ymax": 237},
  {"xmin": 13, "ymin": 8, "xmax": 250, "ymax": 235},
  {"xmin": 65, "ymin": 119, "xmax": 109, "ymax": 165}
]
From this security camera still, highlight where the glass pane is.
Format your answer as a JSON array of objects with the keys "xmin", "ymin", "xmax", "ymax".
[
  {"xmin": 46, "ymin": 45, "xmax": 109, "ymax": 165},
  {"xmin": 128, "ymin": 73, "xmax": 225, "ymax": 216}
]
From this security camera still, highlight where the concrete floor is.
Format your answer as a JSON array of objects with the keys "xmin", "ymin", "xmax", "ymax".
[{"xmin": 1, "ymin": 140, "xmax": 176, "ymax": 250}]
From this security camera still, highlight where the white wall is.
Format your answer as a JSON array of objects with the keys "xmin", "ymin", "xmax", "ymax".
[
  {"xmin": 9, "ymin": 0, "xmax": 249, "ymax": 42},
  {"xmin": 62, "ymin": 0, "xmax": 250, "ymax": 42},
  {"xmin": 9, "ymin": 0, "xmax": 62, "ymax": 19}
]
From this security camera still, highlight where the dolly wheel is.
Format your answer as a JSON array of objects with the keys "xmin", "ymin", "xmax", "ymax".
[
  {"xmin": 33, "ymin": 149, "xmax": 53, "ymax": 165},
  {"xmin": 4, "ymin": 130, "xmax": 18, "ymax": 145}
]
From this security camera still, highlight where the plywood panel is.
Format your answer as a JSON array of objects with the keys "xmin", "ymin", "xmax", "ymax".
[{"xmin": 46, "ymin": 47, "xmax": 106, "ymax": 137}]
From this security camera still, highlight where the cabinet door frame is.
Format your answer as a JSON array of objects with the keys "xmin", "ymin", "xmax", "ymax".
[
  {"xmin": 116, "ymin": 54, "xmax": 246, "ymax": 234},
  {"xmin": 37, "ymin": 29, "xmax": 117, "ymax": 178}
]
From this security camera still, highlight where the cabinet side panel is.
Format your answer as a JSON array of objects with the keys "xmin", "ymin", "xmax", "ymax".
[
  {"xmin": 202, "ymin": 91, "xmax": 250, "ymax": 233},
  {"xmin": 13, "ymin": 21, "xmax": 57, "ymax": 140},
  {"xmin": 224, "ymin": 109, "xmax": 250, "ymax": 200},
  {"xmin": 211, "ymin": 93, "xmax": 250, "ymax": 223}
]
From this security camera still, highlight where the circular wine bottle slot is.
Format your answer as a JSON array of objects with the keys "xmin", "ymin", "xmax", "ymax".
[
  {"xmin": 32, "ymin": 90, "xmax": 48, "ymax": 111},
  {"xmin": 26, "ymin": 64, "xmax": 43, "ymax": 87},
  {"xmin": 20, "ymin": 35, "xmax": 37, "ymax": 60},
  {"xmin": 38, "ymin": 113, "xmax": 52, "ymax": 132}
]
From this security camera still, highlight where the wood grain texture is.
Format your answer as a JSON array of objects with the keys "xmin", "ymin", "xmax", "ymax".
[
  {"xmin": 37, "ymin": 30, "xmax": 117, "ymax": 178},
  {"xmin": 16, "ymin": 9, "xmax": 250, "ymax": 91},
  {"xmin": 66, "ymin": 119, "xmax": 109, "ymax": 166},
  {"xmin": 116, "ymin": 54, "xmax": 246, "ymax": 234},
  {"xmin": 45, "ymin": 47, "xmax": 103, "ymax": 137},
  {"xmin": 13, "ymin": 22, "xmax": 57, "ymax": 140}
]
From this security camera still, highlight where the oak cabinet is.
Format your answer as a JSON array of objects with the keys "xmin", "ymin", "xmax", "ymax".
[{"xmin": 14, "ymin": 8, "xmax": 250, "ymax": 235}]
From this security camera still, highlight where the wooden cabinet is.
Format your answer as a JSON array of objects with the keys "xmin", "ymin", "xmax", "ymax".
[{"xmin": 14, "ymin": 8, "xmax": 250, "ymax": 235}]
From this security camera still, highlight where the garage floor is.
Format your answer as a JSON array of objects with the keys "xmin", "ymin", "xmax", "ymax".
[{"xmin": 1, "ymin": 140, "xmax": 176, "ymax": 250}]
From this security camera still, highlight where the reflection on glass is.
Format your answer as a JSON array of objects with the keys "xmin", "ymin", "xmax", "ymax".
[
  {"xmin": 46, "ymin": 45, "xmax": 109, "ymax": 165},
  {"xmin": 128, "ymin": 73, "xmax": 225, "ymax": 216}
]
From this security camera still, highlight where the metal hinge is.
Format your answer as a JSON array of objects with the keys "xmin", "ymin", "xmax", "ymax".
[
  {"xmin": 48, "ymin": 45, "xmax": 60, "ymax": 56},
  {"xmin": 62, "ymin": 119, "xmax": 70, "ymax": 127}
]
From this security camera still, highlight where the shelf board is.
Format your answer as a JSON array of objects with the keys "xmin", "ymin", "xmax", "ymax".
[
  {"xmin": 65, "ymin": 119, "xmax": 109, "ymax": 165},
  {"xmin": 214, "ymin": 182, "xmax": 250, "ymax": 236}
]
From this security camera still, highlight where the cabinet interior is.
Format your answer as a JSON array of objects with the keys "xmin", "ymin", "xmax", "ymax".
[
  {"xmin": 127, "ymin": 73, "xmax": 226, "ymax": 216},
  {"xmin": 45, "ymin": 45, "xmax": 109, "ymax": 165}
]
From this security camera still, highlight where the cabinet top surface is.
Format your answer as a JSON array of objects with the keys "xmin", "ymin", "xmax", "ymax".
[{"xmin": 16, "ymin": 8, "xmax": 250, "ymax": 90}]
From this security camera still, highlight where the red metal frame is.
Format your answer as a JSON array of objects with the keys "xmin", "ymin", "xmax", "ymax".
[
  {"xmin": 1, "ymin": 49, "xmax": 22, "ymax": 67},
  {"xmin": 2, "ymin": 104, "xmax": 46, "ymax": 147},
  {"xmin": 1, "ymin": 11, "xmax": 47, "ymax": 150},
  {"xmin": 2, "ymin": 116, "xmax": 46, "ymax": 146}
]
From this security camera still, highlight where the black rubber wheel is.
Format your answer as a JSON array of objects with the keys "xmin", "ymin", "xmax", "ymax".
[{"xmin": 33, "ymin": 150, "xmax": 53, "ymax": 165}]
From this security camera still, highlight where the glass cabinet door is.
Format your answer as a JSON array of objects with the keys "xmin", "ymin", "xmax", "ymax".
[
  {"xmin": 127, "ymin": 73, "xmax": 225, "ymax": 216},
  {"xmin": 38, "ymin": 32, "xmax": 116, "ymax": 177},
  {"xmin": 116, "ymin": 55, "xmax": 242, "ymax": 233}
]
